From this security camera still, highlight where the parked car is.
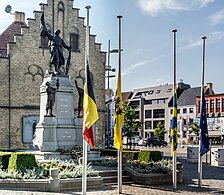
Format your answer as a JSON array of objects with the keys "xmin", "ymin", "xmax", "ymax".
[
  {"xmin": 146, "ymin": 137, "xmax": 168, "ymax": 147},
  {"xmin": 138, "ymin": 138, "xmax": 147, "ymax": 146}
]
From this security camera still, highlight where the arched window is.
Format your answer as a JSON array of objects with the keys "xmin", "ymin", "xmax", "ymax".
[{"xmin": 70, "ymin": 28, "xmax": 80, "ymax": 52}]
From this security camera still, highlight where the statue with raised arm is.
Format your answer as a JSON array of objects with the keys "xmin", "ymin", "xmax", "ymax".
[{"xmin": 40, "ymin": 13, "xmax": 71, "ymax": 74}]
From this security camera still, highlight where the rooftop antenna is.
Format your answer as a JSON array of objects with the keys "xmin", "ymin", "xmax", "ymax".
[{"xmin": 5, "ymin": 5, "xmax": 12, "ymax": 14}]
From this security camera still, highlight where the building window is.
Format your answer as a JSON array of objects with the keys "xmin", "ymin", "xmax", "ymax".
[
  {"xmin": 183, "ymin": 119, "xmax": 187, "ymax": 125},
  {"xmin": 183, "ymin": 108, "xmax": 187, "ymax": 114},
  {"xmin": 129, "ymin": 100, "xmax": 139, "ymax": 108},
  {"xmin": 177, "ymin": 109, "xmax": 180, "ymax": 114},
  {"xmin": 145, "ymin": 121, "xmax": 152, "ymax": 129},
  {"xmin": 153, "ymin": 109, "xmax": 165, "ymax": 118},
  {"xmin": 153, "ymin": 120, "xmax": 164, "ymax": 129},
  {"xmin": 158, "ymin": 99, "xmax": 166, "ymax": 104},
  {"xmin": 152, "ymin": 100, "xmax": 157, "ymax": 104},
  {"xmin": 217, "ymin": 99, "xmax": 221, "ymax": 109},
  {"xmin": 206, "ymin": 100, "xmax": 209, "ymax": 109},
  {"xmin": 211, "ymin": 100, "xmax": 214, "ymax": 109},
  {"xmin": 70, "ymin": 32, "xmax": 80, "ymax": 52},
  {"xmin": 144, "ymin": 100, "xmax": 152, "ymax": 105},
  {"xmin": 189, "ymin": 108, "xmax": 194, "ymax": 113},
  {"xmin": 145, "ymin": 110, "xmax": 152, "ymax": 118},
  {"xmin": 135, "ymin": 110, "xmax": 140, "ymax": 119},
  {"xmin": 170, "ymin": 109, "xmax": 172, "ymax": 114}
]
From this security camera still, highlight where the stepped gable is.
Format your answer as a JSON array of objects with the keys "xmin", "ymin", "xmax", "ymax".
[{"xmin": 0, "ymin": 12, "xmax": 26, "ymax": 57}]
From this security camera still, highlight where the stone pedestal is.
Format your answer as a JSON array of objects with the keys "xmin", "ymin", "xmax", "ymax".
[
  {"xmin": 33, "ymin": 74, "xmax": 82, "ymax": 152},
  {"xmin": 187, "ymin": 146, "xmax": 198, "ymax": 163}
]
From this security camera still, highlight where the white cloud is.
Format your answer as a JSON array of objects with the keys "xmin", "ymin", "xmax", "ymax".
[
  {"xmin": 122, "ymin": 55, "xmax": 164, "ymax": 77},
  {"xmin": 210, "ymin": 8, "xmax": 224, "ymax": 25},
  {"xmin": 178, "ymin": 31, "xmax": 224, "ymax": 51},
  {"xmin": 137, "ymin": 0, "xmax": 215, "ymax": 16}
]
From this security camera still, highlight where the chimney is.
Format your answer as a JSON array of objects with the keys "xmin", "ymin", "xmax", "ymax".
[
  {"xmin": 14, "ymin": 11, "xmax": 25, "ymax": 23},
  {"xmin": 206, "ymin": 82, "xmax": 213, "ymax": 94}
]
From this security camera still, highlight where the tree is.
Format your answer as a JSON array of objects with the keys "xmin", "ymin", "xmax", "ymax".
[
  {"xmin": 122, "ymin": 101, "xmax": 142, "ymax": 149},
  {"xmin": 190, "ymin": 122, "xmax": 200, "ymax": 144},
  {"xmin": 190, "ymin": 122, "xmax": 200, "ymax": 136},
  {"xmin": 154, "ymin": 121, "xmax": 166, "ymax": 140}
]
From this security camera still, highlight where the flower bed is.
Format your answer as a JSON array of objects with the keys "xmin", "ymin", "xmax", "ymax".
[{"xmin": 125, "ymin": 161, "xmax": 183, "ymax": 185}]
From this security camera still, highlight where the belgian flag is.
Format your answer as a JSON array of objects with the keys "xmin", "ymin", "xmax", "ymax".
[{"xmin": 82, "ymin": 61, "xmax": 98, "ymax": 148}]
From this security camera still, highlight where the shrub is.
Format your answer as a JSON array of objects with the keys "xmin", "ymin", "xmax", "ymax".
[
  {"xmin": 138, "ymin": 150, "xmax": 162, "ymax": 162},
  {"xmin": 71, "ymin": 145, "xmax": 83, "ymax": 160},
  {"xmin": 0, "ymin": 152, "xmax": 11, "ymax": 170},
  {"xmin": 92, "ymin": 157, "xmax": 117, "ymax": 167},
  {"xmin": 127, "ymin": 159, "xmax": 172, "ymax": 174},
  {"xmin": 8, "ymin": 152, "xmax": 38, "ymax": 171},
  {"xmin": 59, "ymin": 163, "xmax": 98, "ymax": 179},
  {"xmin": 123, "ymin": 150, "xmax": 139, "ymax": 161}
]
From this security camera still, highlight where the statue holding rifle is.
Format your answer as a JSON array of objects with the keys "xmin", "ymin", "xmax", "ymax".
[{"xmin": 40, "ymin": 13, "xmax": 71, "ymax": 75}]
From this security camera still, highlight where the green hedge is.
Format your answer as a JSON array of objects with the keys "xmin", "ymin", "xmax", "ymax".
[
  {"xmin": 123, "ymin": 150, "xmax": 139, "ymax": 161},
  {"xmin": 0, "ymin": 152, "xmax": 12, "ymax": 170},
  {"xmin": 138, "ymin": 150, "xmax": 162, "ymax": 162},
  {"xmin": 8, "ymin": 152, "xmax": 38, "ymax": 171}
]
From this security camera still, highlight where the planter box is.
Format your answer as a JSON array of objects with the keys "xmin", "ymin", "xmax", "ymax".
[
  {"xmin": 0, "ymin": 177, "xmax": 103, "ymax": 192},
  {"xmin": 124, "ymin": 162, "xmax": 183, "ymax": 185}
]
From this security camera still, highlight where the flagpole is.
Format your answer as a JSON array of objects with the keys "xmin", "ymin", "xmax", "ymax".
[
  {"xmin": 172, "ymin": 29, "xmax": 177, "ymax": 190},
  {"xmin": 82, "ymin": 5, "xmax": 91, "ymax": 195},
  {"xmin": 198, "ymin": 36, "xmax": 206, "ymax": 187},
  {"xmin": 117, "ymin": 15, "xmax": 123, "ymax": 194}
]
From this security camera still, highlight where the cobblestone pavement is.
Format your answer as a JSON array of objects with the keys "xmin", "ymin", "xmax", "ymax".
[{"xmin": 0, "ymin": 146, "xmax": 223, "ymax": 195}]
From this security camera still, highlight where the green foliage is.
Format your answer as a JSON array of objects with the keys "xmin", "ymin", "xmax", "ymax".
[
  {"xmin": 190, "ymin": 122, "xmax": 200, "ymax": 136},
  {"xmin": 127, "ymin": 159, "xmax": 172, "ymax": 174},
  {"xmin": 8, "ymin": 152, "xmax": 38, "ymax": 171},
  {"xmin": 138, "ymin": 150, "xmax": 162, "ymax": 162},
  {"xmin": 122, "ymin": 101, "xmax": 142, "ymax": 147},
  {"xmin": 71, "ymin": 145, "xmax": 83, "ymax": 160},
  {"xmin": 123, "ymin": 150, "xmax": 139, "ymax": 161},
  {"xmin": 0, "ymin": 166, "xmax": 47, "ymax": 179},
  {"xmin": 57, "ymin": 145, "xmax": 83, "ymax": 162},
  {"xmin": 93, "ymin": 157, "xmax": 117, "ymax": 167},
  {"xmin": 0, "ymin": 152, "xmax": 12, "ymax": 170},
  {"xmin": 38, "ymin": 158, "xmax": 77, "ymax": 173},
  {"xmin": 154, "ymin": 121, "xmax": 166, "ymax": 138},
  {"xmin": 59, "ymin": 164, "xmax": 98, "ymax": 179},
  {"xmin": 57, "ymin": 147, "xmax": 70, "ymax": 155}
]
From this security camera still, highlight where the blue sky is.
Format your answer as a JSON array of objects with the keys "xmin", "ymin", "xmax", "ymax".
[{"xmin": 1, "ymin": 0, "xmax": 224, "ymax": 93}]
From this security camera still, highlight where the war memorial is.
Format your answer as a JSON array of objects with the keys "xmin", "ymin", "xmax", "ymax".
[{"xmin": 0, "ymin": 0, "xmax": 223, "ymax": 194}]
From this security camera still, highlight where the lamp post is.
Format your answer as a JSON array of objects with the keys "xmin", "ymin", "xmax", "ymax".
[
  {"xmin": 106, "ymin": 40, "xmax": 117, "ymax": 89},
  {"xmin": 105, "ymin": 40, "xmax": 118, "ymax": 148}
]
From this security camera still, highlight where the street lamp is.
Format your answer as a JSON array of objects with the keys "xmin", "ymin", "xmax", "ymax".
[{"xmin": 106, "ymin": 40, "xmax": 118, "ymax": 89}]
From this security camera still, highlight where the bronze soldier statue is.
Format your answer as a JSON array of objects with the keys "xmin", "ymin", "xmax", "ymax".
[
  {"xmin": 45, "ymin": 82, "xmax": 56, "ymax": 116},
  {"xmin": 75, "ymin": 79, "xmax": 84, "ymax": 118},
  {"xmin": 40, "ymin": 13, "xmax": 71, "ymax": 74}
]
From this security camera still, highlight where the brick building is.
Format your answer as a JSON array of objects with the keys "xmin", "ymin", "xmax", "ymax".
[
  {"xmin": 0, "ymin": 0, "xmax": 106, "ymax": 149},
  {"xmin": 196, "ymin": 93, "xmax": 224, "ymax": 143}
]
